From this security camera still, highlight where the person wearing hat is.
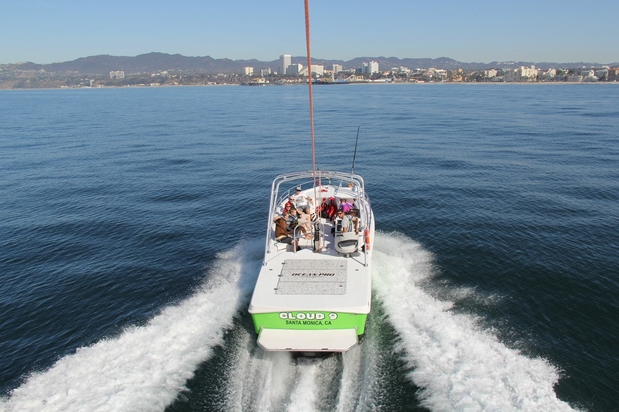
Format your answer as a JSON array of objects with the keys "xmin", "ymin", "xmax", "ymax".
[{"xmin": 293, "ymin": 186, "xmax": 305, "ymax": 208}]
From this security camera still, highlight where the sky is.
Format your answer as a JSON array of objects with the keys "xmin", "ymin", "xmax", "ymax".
[{"xmin": 1, "ymin": 0, "xmax": 617, "ymax": 65}]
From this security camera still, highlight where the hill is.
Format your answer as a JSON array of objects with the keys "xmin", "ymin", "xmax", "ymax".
[{"xmin": 3, "ymin": 53, "xmax": 616, "ymax": 75}]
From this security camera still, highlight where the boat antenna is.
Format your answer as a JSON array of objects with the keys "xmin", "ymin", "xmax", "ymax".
[
  {"xmin": 304, "ymin": 0, "xmax": 318, "ymax": 199},
  {"xmin": 351, "ymin": 125, "xmax": 360, "ymax": 177}
]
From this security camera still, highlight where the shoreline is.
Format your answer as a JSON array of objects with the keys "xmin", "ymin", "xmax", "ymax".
[{"xmin": 0, "ymin": 81, "xmax": 616, "ymax": 91}]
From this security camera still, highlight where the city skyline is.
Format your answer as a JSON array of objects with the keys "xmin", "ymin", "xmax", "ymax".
[{"xmin": 1, "ymin": 0, "xmax": 617, "ymax": 65}]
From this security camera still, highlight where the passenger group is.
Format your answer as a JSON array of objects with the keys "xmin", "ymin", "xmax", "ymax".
[{"xmin": 274, "ymin": 185, "xmax": 360, "ymax": 248}]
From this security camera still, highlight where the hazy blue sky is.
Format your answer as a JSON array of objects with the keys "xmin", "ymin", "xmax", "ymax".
[{"xmin": 1, "ymin": 0, "xmax": 617, "ymax": 65}]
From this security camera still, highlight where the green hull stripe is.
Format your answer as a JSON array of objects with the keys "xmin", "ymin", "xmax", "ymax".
[{"xmin": 251, "ymin": 311, "xmax": 367, "ymax": 335}]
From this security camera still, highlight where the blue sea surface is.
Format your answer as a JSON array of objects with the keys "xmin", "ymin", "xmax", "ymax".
[{"xmin": 1, "ymin": 84, "xmax": 618, "ymax": 411}]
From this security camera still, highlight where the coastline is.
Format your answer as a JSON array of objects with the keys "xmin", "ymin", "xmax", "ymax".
[{"xmin": 0, "ymin": 81, "xmax": 616, "ymax": 91}]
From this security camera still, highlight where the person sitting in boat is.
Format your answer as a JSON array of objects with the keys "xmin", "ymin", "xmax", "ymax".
[
  {"xmin": 340, "ymin": 199, "xmax": 353, "ymax": 214},
  {"xmin": 293, "ymin": 187, "xmax": 306, "ymax": 207},
  {"xmin": 336, "ymin": 209, "xmax": 358, "ymax": 234},
  {"xmin": 287, "ymin": 209, "xmax": 309, "ymax": 237},
  {"xmin": 334, "ymin": 210, "xmax": 345, "ymax": 233},
  {"xmin": 281, "ymin": 201, "xmax": 294, "ymax": 215},
  {"xmin": 346, "ymin": 209, "xmax": 360, "ymax": 235},
  {"xmin": 298, "ymin": 206, "xmax": 313, "ymax": 239},
  {"xmin": 274, "ymin": 213, "xmax": 300, "ymax": 249},
  {"xmin": 321, "ymin": 197, "xmax": 337, "ymax": 220},
  {"xmin": 286, "ymin": 209, "xmax": 299, "ymax": 231}
]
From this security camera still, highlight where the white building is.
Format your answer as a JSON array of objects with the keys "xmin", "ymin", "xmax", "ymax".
[
  {"xmin": 110, "ymin": 71, "xmax": 125, "ymax": 79},
  {"xmin": 503, "ymin": 65, "xmax": 538, "ymax": 82},
  {"xmin": 244, "ymin": 66, "xmax": 254, "ymax": 75},
  {"xmin": 543, "ymin": 68, "xmax": 557, "ymax": 79},
  {"xmin": 484, "ymin": 69, "xmax": 498, "ymax": 78},
  {"xmin": 360, "ymin": 61, "xmax": 379, "ymax": 75},
  {"xmin": 435, "ymin": 69, "xmax": 447, "ymax": 78},
  {"xmin": 332, "ymin": 64, "xmax": 343, "ymax": 74},
  {"xmin": 310, "ymin": 65, "xmax": 324, "ymax": 75},
  {"xmin": 280, "ymin": 54, "xmax": 292, "ymax": 75},
  {"xmin": 517, "ymin": 65, "xmax": 538, "ymax": 80},
  {"xmin": 260, "ymin": 68, "xmax": 271, "ymax": 77}
]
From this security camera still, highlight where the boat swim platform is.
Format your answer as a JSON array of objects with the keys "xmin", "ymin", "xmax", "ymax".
[{"xmin": 257, "ymin": 328, "xmax": 358, "ymax": 352}]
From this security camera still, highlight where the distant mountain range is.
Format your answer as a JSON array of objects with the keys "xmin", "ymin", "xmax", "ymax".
[{"xmin": 3, "ymin": 52, "xmax": 616, "ymax": 75}]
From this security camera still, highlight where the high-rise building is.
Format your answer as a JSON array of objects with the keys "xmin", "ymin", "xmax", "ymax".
[
  {"xmin": 332, "ymin": 64, "xmax": 343, "ymax": 74},
  {"xmin": 244, "ymin": 66, "xmax": 254, "ymax": 75},
  {"xmin": 361, "ymin": 61, "xmax": 379, "ymax": 74},
  {"xmin": 369, "ymin": 61, "xmax": 379, "ymax": 74},
  {"xmin": 280, "ymin": 54, "xmax": 292, "ymax": 75},
  {"xmin": 287, "ymin": 63, "xmax": 303, "ymax": 75}
]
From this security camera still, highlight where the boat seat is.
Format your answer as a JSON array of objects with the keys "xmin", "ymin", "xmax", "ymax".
[
  {"xmin": 335, "ymin": 232, "xmax": 358, "ymax": 255},
  {"xmin": 273, "ymin": 241, "xmax": 288, "ymax": 251}
]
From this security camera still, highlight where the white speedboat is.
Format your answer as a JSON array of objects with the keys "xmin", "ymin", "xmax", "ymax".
[
  {"xmin": 248, "ymin": 0, "xmax": 373, "ymax": 353},
  {"xmin": 248, "ymin": 171, "xmax": 374, "ymax": 353}
]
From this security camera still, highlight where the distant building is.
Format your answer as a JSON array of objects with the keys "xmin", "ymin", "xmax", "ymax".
[
  {"xmin": 280, "ymin": 54, "xmax": 292, "ymax": 75},
  {"xmin": 484, "ymin": 69, "xmax": 498, "ymax": 78},
  {"xmin": 332, "ymin": 64, "xmax": 343, "ymax": 74},
  {"xmin": 260, "ymin": 68, "xmax": 271, "ymax": 77},
  {"xmin": 288, "ymin": 63, "xmax": 303, "ymax": 75},
  {"xmin": 435, "ymin": 68, "xmax": 447, "ymax": 78},
  {"xmin": 517, "ymin": 65, "xmax": 538, "ymax": 80},
  {"xmin": 543, "ymin": 68, "xmax": 557, "ymax": 79},
  {"xmin": 582, "ymin": 69, "xmax": 599, "ymax": 82},
  {"xmin": 110, "ymin": 71, "xmax": 125, "ymax": 79},
  {"xmin": 595, "ymin": 69, "xmax": 608, "ymax": 80},
  {"xmin": 369, "ymin": 61, "xmax": 379, "ymax": 74},
  {"xmin": 503, "ymin": 68, "xmax": 517, "ymax": 82},
  {"xmin": 360, "ymin": 61, "xmax": 379, "ymax": 75},
  {"xmin": 310, "ymin": 65, "xmax": 324, "ymax": 75},
  {"xmin": 244, "ymin": 66, "xmax": 254, "ymax": 75},
  {"xmin": 503, "ymin": 65, "xmax": 538, "ymax": 82}
]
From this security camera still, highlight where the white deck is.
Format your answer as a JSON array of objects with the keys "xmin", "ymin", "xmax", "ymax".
[{"xmin": 249, "ymin": 221, "xmax": 372, "ymax": 313}]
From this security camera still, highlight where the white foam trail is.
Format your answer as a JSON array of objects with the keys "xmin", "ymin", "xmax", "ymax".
[
  {"xmin": 224, "ymin": 340, "xmax": 297, "ymax": 412},
  {"xmin": 285, "ymin": 363, "xmax": 320, "ymax": 412},
  {"xmin": 335, "ymin": 345, "xmax": 364, "ymax": 412},
  {"xmin": 0, "ymin": 242, "xmax": 262, "ymax": 412},
  {"xmin": 219, "ymin": 308, "xmax": 384, "ymax": 412},
  {"xmin": 372, "ymin": 232, "xmax": 576, "ymax": 412},
  {"xmin": 335, "ymin": 326, "xmax": 385, "ymax": 412}
]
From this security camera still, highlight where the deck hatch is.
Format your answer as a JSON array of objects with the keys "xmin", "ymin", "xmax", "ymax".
[{"xmin": 275, "ymin": 259, "xmax": 347, "ymax": 295}]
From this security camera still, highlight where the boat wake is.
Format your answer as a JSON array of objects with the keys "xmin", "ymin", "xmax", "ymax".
[
  {"xmin": 211, "ymin": 308, "xmax": 401, "ymax": 412},
  {"xmin": 1, "ymin": 234, "xmax": 577, "ymax": 412},
  {"xmin": 372, "ymin": 232, "xmax": 575, "ymax": 411},
  {"xmin": 0, "ymin": 242, "xmax": 262, "ymax": 412}
]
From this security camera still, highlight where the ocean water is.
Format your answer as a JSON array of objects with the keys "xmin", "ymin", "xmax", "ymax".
[{"xmin": 0, "ymin": 84, "xmax": 618, "ymax": 412}]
